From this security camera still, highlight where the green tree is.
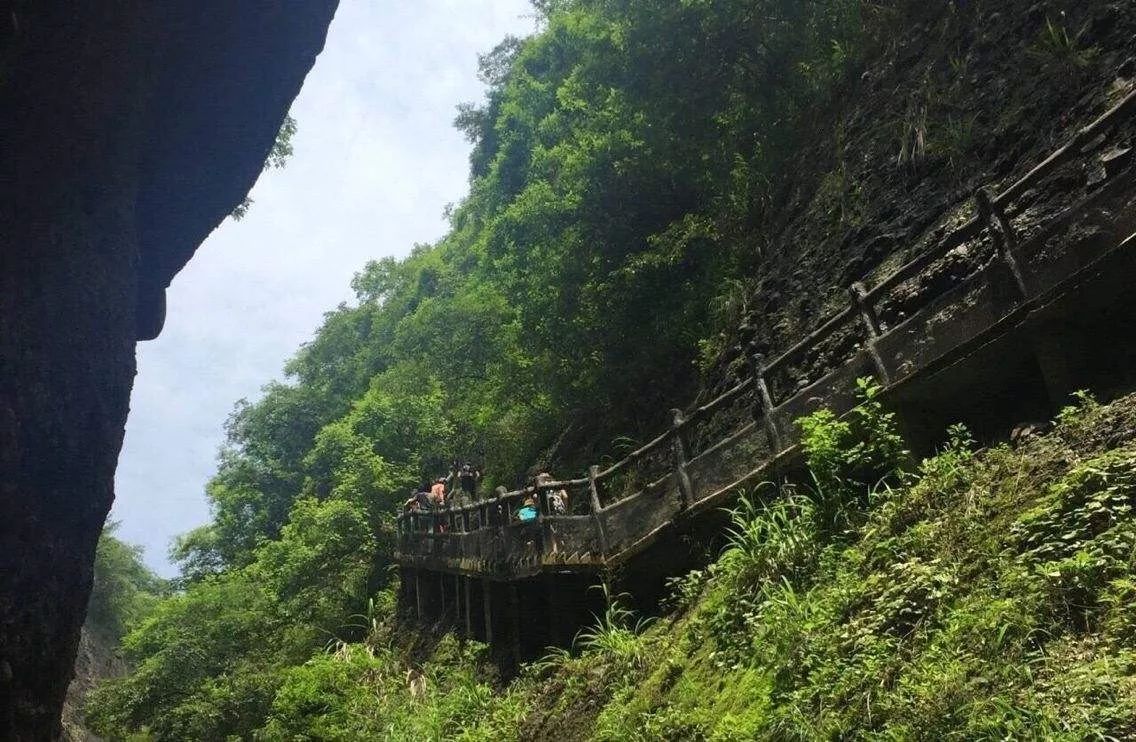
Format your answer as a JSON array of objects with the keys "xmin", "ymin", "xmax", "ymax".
[{"xmin": 87, "ymin": 523, "xmax": 168, "ymax": 642}]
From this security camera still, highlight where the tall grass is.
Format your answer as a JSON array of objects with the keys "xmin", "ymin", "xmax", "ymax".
[
  {"xmin": 573, "ymin": 584, "xmax": 655, "ymax": 669},
  {"xmin": 722, "ymin": 488, "xmax": 819, "ymax": 589}
]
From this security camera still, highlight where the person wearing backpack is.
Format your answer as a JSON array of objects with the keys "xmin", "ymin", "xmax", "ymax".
[{"xmin": 458, "ymin": 462, "xmax": 481, "ymax": 500}]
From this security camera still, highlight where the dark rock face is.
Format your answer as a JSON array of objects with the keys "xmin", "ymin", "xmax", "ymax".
[
  {"xmin": 0, "ymin": 2, "xmax": 337, "ymax": 737},
  {"xmin": 701, "ymin": 0, "xmax": 1136, "ymax": 400}
]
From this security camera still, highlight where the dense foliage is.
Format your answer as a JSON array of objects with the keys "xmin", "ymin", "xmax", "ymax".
[
  {"xmin": 90, "ymin": 2, "xmax": 876, "ymax": 733},
  {"xmin": 87, "ymin": 524, "xmax": 168, "ymax": 643},
  {"xmin": 497, "ymin": 392, "xmax": 1136, "ymax": 740},
  {"xmin": 96, "ymin": 392, "xmax": 1136, "ymax": 739},
  {"xmin": 86, "ymin": 0, "xmax": 1135, "ymax": 737},
  {"xmin": 172, "ymin": 0, "xmax": 875, "ymax": 579}
]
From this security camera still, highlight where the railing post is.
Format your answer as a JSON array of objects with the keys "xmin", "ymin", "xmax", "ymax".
[
  {"xmin": 535, "ymin": 482, "xmax": 549, "ymax": 517},
  {"xmin": 670, "ymin": 409, "xmax": 695, "ymax": 509},
  {"xmin": 848, "ymin": 281, "xmax": 892, "ymax": 384},
  {"xmin": 532, "ymin": 482, "xmax": 551, "ymax": 560},
  {"xmin": 588, "ymin": 464, "xmax": 610, "ymax": 555},
  {"xmin": 493, "ymin": 486, "xmax": 507, "ymax": 527},
  {"xmin": 975, "ymin": 187, "xmax": 1028, "ymax": 298},
  {"xmin": 747, "ymin": 347, "xmax": 783, "ymax": 454}
]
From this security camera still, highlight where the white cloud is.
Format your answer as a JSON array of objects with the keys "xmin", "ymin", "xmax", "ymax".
[{"xmin": 113, "ymin": 0, "xmax": 537, "ymax": 575}]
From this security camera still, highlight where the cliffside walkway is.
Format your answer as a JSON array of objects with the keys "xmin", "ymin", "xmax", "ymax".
[{"xmin": 395, "ymin": 89, "xmax": 1136, "ymax": 661}]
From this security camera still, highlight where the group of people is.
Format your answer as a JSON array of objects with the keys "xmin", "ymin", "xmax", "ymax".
[
  {"xmin": 401, "ymin": 464, "xmax": 572, "ymax": 527},
  {"xmin": 403, "ymin": 462, "xmax": 483, "ymax": 515}
]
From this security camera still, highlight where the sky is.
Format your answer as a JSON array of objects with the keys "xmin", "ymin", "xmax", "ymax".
[{"xmin": 113, "ymin": 0, "xmax": 538, "ymax": 576}]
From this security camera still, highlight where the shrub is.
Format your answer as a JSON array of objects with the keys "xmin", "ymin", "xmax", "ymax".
[
  {"xmin": 797, "ymin": 378, "xmax": 909, "ymax": 538},
  {"xmin": 574, "ymin": 586, "xmax": 655, "ymax": 671},
  {"xmin": 1013, "ymin": 449, "xmax": 1136, "ymax": 629}
]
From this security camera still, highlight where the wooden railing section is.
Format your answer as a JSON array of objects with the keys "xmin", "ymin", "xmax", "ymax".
[{"xmin": 396, "ymin": 88, "xmax": 1136, "ymax": 579}]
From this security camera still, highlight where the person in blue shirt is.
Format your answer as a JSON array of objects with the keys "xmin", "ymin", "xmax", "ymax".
[{"xmin": 517, "ymin": 496, "xmax": 538, "ymax": 522}]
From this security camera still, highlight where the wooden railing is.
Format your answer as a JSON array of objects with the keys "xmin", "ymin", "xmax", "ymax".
[{"xmin": 396, "ymin": 88, "xmax": 1136, "ymax": 577}]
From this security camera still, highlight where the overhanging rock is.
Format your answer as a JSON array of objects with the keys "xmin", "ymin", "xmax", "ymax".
[{"xmin": 0, "ymin": 2, "xmax": 338, "ymax": 737}]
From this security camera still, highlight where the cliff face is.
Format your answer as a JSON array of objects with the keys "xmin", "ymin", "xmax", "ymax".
[
  {"xmin": 60, "ymin": 625, "xmax": 125, "ymax": 742},
  {"xmin": 0, "ymin": 2, "xmax": 337, "ymax": 737},
  {"xmin": 704, "ymin": 0, "xmax": 1136, "ymax": 400}
]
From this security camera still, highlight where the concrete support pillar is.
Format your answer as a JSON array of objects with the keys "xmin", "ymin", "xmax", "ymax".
[
  {"xmin": 464, "ymin": 576, "xmax": 473, "ymax": 637},
  {"xmin": 411, "ymin": 570, "xmax": 420, "ymax": 621},
  {"xmin": 546, "ymin": 573, "xmax": 561, "ymax": 647},
  {"xmin": 453, "ymin": 575, "xmax": 460, "ymax": 627},
  {"xmin": 453, "ymin": 574, "xmax": 461, "ymax": 628},
  {"xmin": 482, "ymin": 579, "xmax": 494, "ymax": 645},
  {"xmin": 1032, "ymin": 321, "xmax": 1088, "ymax": 411},
  {"xmin": 509, "ymin": 583, "xmax": 522, "ymax": 670}
]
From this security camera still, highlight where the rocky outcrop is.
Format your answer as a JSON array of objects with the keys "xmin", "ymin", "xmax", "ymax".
[
  {"xmin": 703, "ymin": 1, "xmax": 1136, "ymax": 399},
  {"xmin": 60, "ymin": 625, "xmax": 125, "ymax": 742},
  {"xmin": 0, "ymin": 2, "xmax": 337, "ymax": 737}
]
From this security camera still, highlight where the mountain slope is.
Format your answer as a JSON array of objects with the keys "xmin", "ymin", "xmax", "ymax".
[{"xmin": 85, "ymin": 1, "xmax": 1136, "ymax": 737}]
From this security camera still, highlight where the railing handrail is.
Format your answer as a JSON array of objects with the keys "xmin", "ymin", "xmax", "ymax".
[
  {"xmin": 397, "ymin": 86, "xmax": 1136, "ymax": 549},
  {"xmin": 996, "ymin": 88, "xmax": 1136, "ymax": 206},
  {"xmin": 594, "ymin": 428, "xmax": 673, "ymax": 479},
  {"xmin": 764, "ymin": 305, "xmax": 856, "ymax": 376}
]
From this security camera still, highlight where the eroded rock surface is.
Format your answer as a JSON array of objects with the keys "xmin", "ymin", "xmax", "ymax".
[{"xmin": 0, "ymin": 2, "xmax": 337, "ymax": 737}]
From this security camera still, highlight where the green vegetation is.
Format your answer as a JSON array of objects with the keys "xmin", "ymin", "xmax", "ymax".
[
  {"xmin": 85, "ymin": 0, "xmax": 1134, "ymax": 737},
  {"xmin": 565, "ymin": 391, "xmax": 1136, "ymax": 740},
  {"xmin": 87, "ymin": 524, "xmax": 168, "ymax": 643},
  {"xmin": 87, "ymin": 498, "xmax": 375, "ymax": 738},
  {"xmin": 89, "ymin": 2, "xmax": 878, "ymax": 735},
  {"xmin": 231, "ymin": 114, "xmax": 299, "ymax": 220},
  {"xmin": 244, "ymin": 390, "xmax": 1136, "ymax": 741},
  {"xmin": 93, "ymin": 390, "xmax": 1136, "ymax": 739}
]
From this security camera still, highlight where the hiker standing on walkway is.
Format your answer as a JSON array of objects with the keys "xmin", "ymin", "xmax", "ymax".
[
  {"xmin": 536, "ymin": 472, "xmax": 568, "ymax": 515},
  {"xmin": 430, "ymin": 477, "xmax": 447, "ymax": 507},
  {"xmin": 459, "ymin": 462, "xmax": 481, "ymax": 501},
  {"xmin": 429, "ymin": 477, "xmax": 448, "ymax": 532},
  {"xmin": 414, "ymin": 482, "xmax": 433, "ymax": 513},
  {"xmin": 517, "ymin": 496, "xmax": 538, "ymax": 522},
  {"xmin": 415, "ymin": 484, "xmax": 431, "ymax": 529}
]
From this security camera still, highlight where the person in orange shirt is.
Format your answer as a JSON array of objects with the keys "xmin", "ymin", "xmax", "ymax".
[{"xmin": 430, "ymin": 477, "xmax": 447, "ymax": 506}]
